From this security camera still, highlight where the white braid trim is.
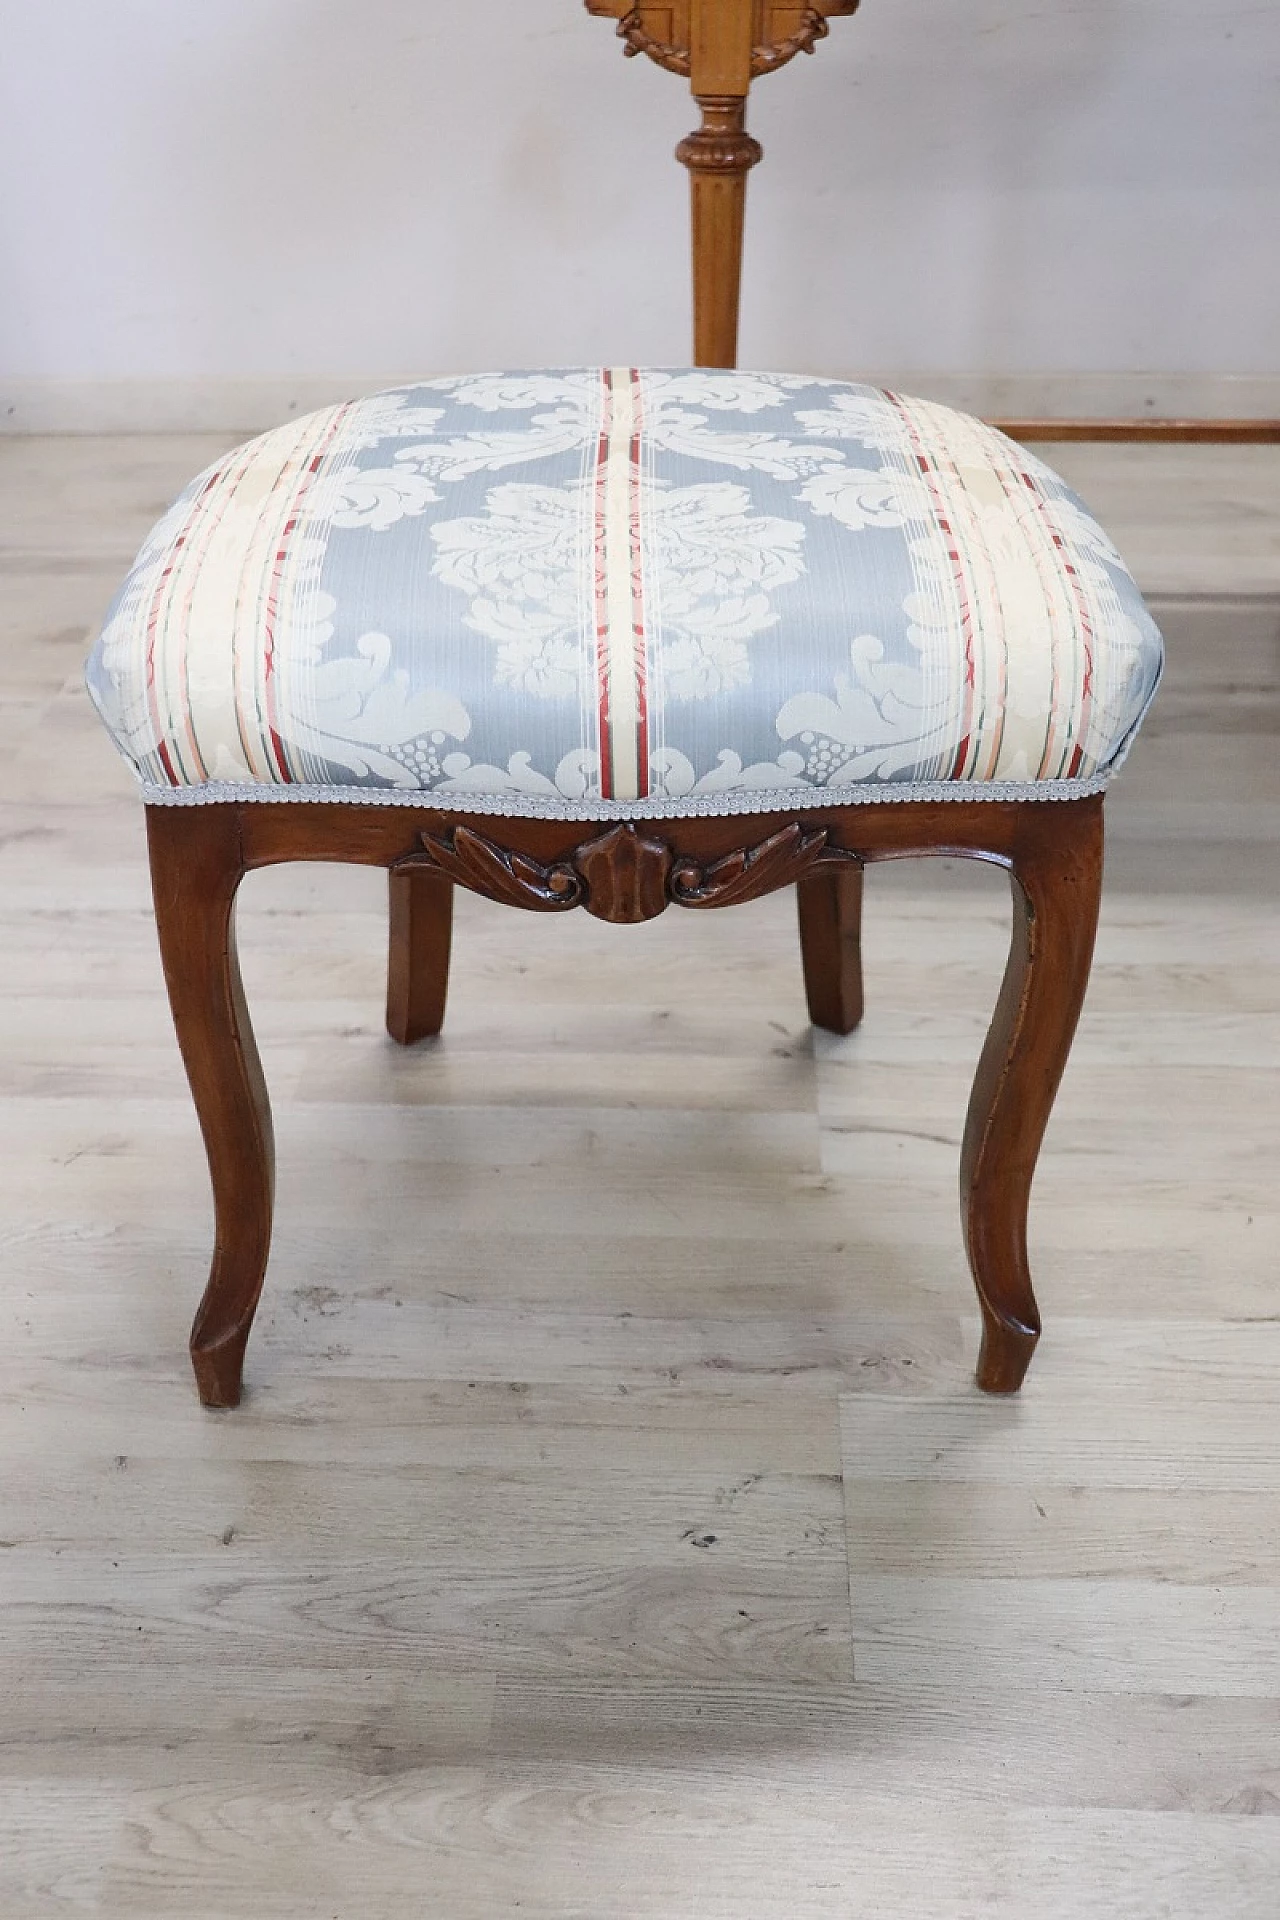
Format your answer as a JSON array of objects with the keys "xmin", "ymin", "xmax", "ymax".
[{"xmin": 138, "ymin": 772, "xmax": 1113, "ymax": 818}]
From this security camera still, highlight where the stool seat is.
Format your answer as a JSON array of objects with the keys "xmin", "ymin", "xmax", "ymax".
[{"xmin": 87, "ymin": 368, "xmax": 1162, "ymax": 822}]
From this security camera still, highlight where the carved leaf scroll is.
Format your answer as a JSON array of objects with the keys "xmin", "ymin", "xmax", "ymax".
[
  {"xmin": 395, "ymin": 821, "xmax": 860, "ymax": 925},
  {"xmin": 406, "ymin": 825, "xmax": 584, "ymax": 912},
  {"xmin": 670, "ymin": 822, "xmax": 831, "ymax": 905}
]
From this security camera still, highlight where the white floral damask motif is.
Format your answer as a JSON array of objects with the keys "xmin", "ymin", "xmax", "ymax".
[
  {"xmin": 318, "ymin": 465, "xmax": 444, "ymax": 532},
  {"xmin": 773, "ymin": 630, "xmax": 963, "ymax": 784},
  {"xmin": 655, "ymin": 622, "xmax": 970, "ymax": 797},
  {"xmin": 438, "ymin": 368, "xmax": 843, "ymax": 483},
  {"xmin": 287, "ymin": 627, "xmax": 474, "ymax": 788},
  {"xmin": 306, "ymin": 370, "xmax": 854, "ymax": 548},
  {"xmin": 317, "ymin": 411, "xmax": 591, "ymax": 531},
  {"xmin": 435, "ymin": 746, "xmax": 602, "ymax": 802},
  {"xmin": 799, "ymin": 464, "xmax": 932, "ymax": 533},
  {"xmin": 646, "ymin": 484, "xmax": 807, "ymax": 697},
  {"xmin": 343, "ymin": 395, "xmax": 448, "ymax": 453},
  {"xmin": 431, "ymin": 483, "xmax": 586, "ymax": 699},
  {"xmin": 430, "ymin": 479, "xmax": 807, "ymax": 703},
  {"xmin": 649, "ymin": 746, "xmax": 809, "ymax": 798},
  {"xmin": 443, "ymin": 368, "xmax": 806, "ymax": 417},
  {"xmin": 432, "ymin": 372, "xmax": 603, "ymax": 412},
  {"xmin": 795, "ymin": 388, "xmax": 914, "ymax": 454},
  {"xmin": 394, "ymin": 413, "xmax": 590, "ymax": 484},
  {"xmin": 641, "ymin": 371, "xmax": 842, "ymax": 478},
  {"xmin": 651, "ymin": 407, "xmax": 840, "ymax": 481}
]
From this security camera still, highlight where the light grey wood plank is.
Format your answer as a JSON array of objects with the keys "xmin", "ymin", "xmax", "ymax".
[
  {"xmin": 850, "ymin": 1576, "xmax": 1280, "ymax": 1697},
  {"xmin": 0, "ymin": 1373, "xmax": 844, "ymax": 1473},
  {"xmin": 841, "ymin": 1390, "xmax": 1280, "ymax": 1491},
  {"xmin": 842, "ymin": 1480, "xmax": 1280, "ymax": 1583},
  {"xmin": 0, "ymin": 1549, "xmax": 853, "ymax": 1683},
  {"xmin": 0, "ymin": 1783, "xmax": 129, "ymax": 1917},
  {"xmin": 0, "ymin": 1454, "xmax": 845, "ymax": 1564},
  {"xmin": 91, "ymin": 1791, "xmax": 1280, "ymax": 1920}
]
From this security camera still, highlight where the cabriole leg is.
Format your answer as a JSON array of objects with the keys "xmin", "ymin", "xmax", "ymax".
[
  {"xmin": 146, "ymin": 805, "xmax": 274, "ymax": 1408},
  {"xmin": 962, "ymin": 801, "xmax": 1104, "ymax": 1392}
]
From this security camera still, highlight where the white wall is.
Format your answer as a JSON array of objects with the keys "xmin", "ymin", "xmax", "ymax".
[{"xmin": 1, "ymin": 0, "xmax": 1276, "ymax": 428}]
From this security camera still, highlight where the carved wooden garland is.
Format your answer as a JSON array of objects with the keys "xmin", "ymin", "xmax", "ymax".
[
  {"xmin": 393, "ymin": 821, "xmax": 862, "ymax": 924},
  {"xmin": 609, "ymin": 5, "xmax": 855, "ymax": 79}
]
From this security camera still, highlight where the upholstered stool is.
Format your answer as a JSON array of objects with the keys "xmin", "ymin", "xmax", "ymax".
[
  {"xmin": 89, "ymin": 371, "xmax": 1159, "ymax": 812},
  {"xmin": 85, "ymin": 5, "xmax": 1162, "ymax": 1408}
]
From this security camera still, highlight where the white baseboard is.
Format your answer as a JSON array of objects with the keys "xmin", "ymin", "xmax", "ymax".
[
  {"xmin": 0, "ymin": 379, "xmax": 390, "ymax": 435},
  {"xmin": 2, "ymin": 372, "xmax": 1279, "ymax": 434}
]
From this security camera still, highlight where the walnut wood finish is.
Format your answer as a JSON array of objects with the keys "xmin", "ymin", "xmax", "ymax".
[
  {"xmin": 678, "ymin": 96, "xmax": 763, "ymax": 368},
  {"xmin": 392, "ymin": 818, "xmax": 853, "ymax": 922},
  {"xmin": 387, "ymin": 819, "xmax": 862, "ymax": 1029},
  {"xmin": 589, "ymin": 2, "xmax": 859, "ymax": 79},
  {"xmin": 681, "ymin": 3, "xmax": 762, "ymax": 370},
  {"xmin": 797, "ymin": 863, "xmax": 864, "ymax": 1036},
  {"xmin": 591, "ymin": 0, "xmax": 859, "ymax": 74},
  {"xmin": 147, "ymin": 794, "xmax": 1102, "ymax": 1406},
  {"xmin": 385, "ymin": 866, "xmax": 453, "ymax": 1045},
  {"xmin": 146, "ymin": 804, "xmax": 274, "ymax": 1410},
  {"xmin": 961, "ymin": 798, "xmax": 1103, "ymax": 1392}
]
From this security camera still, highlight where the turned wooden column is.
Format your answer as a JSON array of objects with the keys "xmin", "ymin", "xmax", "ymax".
[
  {"xmin": 680, "ymin": 2, "xmax": 759, "ymax": 367},
  {"xmin": 586, "ymin": 1, "xmax": 860, "ymax": 370},
  {"xmin": 678, "ymin": 94, "xmax": 762, "ymax": 368}
]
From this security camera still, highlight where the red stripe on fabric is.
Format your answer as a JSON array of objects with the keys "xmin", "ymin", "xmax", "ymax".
[
  {"xmin": 593, "ymin": 368, "xmax": 614, "ymax": 800},
  {"xmin": 258, "ymin": 407, "xmax": 353, "ymax": 784},
  {"xmin": 267, "ymin": 725, "xmax": 291, "ymax": 777}
]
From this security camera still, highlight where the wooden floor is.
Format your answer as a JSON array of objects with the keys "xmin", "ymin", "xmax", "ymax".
[{"xmin": 1, "ymin": 435, "xmax": 1278, "ymax": 1917}]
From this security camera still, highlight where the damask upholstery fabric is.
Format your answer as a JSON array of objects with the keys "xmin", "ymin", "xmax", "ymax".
[{"xmin": 86, "ymin": 369, "xmax": 1163, "ymax": 821}]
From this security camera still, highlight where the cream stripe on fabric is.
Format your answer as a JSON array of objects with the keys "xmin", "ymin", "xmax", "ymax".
[
  {"xmin": 268, "ymin": 403, "xmax": 355, "ymax": 784},
  {"xmin": 171, "ymin": 410, "xmax": 347, "ymax": 784},
  {"xmin": 893, "ymin": 397, "xmax": 1087, "ymax": 786},
  {"xmin": 147, "ymin": 437, "xmax": 262, "ymax": 783},
  {"xmin": 888, "ymin": 395, "xmax": 983, "ymax": 782},
  {"xmin": 967, "ymin": 408, "xmax": 1085, "ymax": 781}
]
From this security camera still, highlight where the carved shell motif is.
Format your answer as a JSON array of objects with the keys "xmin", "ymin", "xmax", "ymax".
[{"xmin": 395, "ymin": 821, "xmax": 860, "ymax": 924}]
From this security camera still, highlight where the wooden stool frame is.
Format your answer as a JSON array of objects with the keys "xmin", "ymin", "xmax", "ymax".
[{"xmin": 145, "ymin": 0, "xmax": 1105, "ymax": 1406}]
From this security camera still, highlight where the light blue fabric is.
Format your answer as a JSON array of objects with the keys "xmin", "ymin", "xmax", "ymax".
[{"xmin": 86, "ymin": 370, "xmax": 1163, "ymax": 819}]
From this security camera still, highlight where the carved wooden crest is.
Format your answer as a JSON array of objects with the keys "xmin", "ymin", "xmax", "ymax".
[
  {"xmin": 393, "ymin": 821, "xmax": 861, "ymax": 924},
  {"xmin": 585, "ymin": 1, "xmax": 858, "ymax": 79}
]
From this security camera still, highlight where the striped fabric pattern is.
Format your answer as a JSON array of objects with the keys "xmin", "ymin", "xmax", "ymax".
[{"xmin": 86, "ymin": 370, "xmax": 1162, "ymax": 819}]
